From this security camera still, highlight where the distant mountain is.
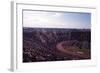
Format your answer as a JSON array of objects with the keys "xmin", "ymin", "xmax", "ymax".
[{"xmin": 23, "ymin": 27, "xmax": 90, "ymax": 33}]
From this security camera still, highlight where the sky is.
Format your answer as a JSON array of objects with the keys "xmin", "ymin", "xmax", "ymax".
[{"xmin": 23, "ymin": 10, "xmax": 91, "ymax": 29}]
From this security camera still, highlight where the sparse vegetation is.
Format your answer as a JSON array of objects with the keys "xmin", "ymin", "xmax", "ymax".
[{"xmin": 23, "ymin": 28, "xmax": 91, "ymax": 62}]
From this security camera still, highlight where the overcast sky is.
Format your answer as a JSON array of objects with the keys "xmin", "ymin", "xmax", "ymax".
[{"xmin": 23, "ymin": 10, "xmax": 91, "ymax": 29}]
